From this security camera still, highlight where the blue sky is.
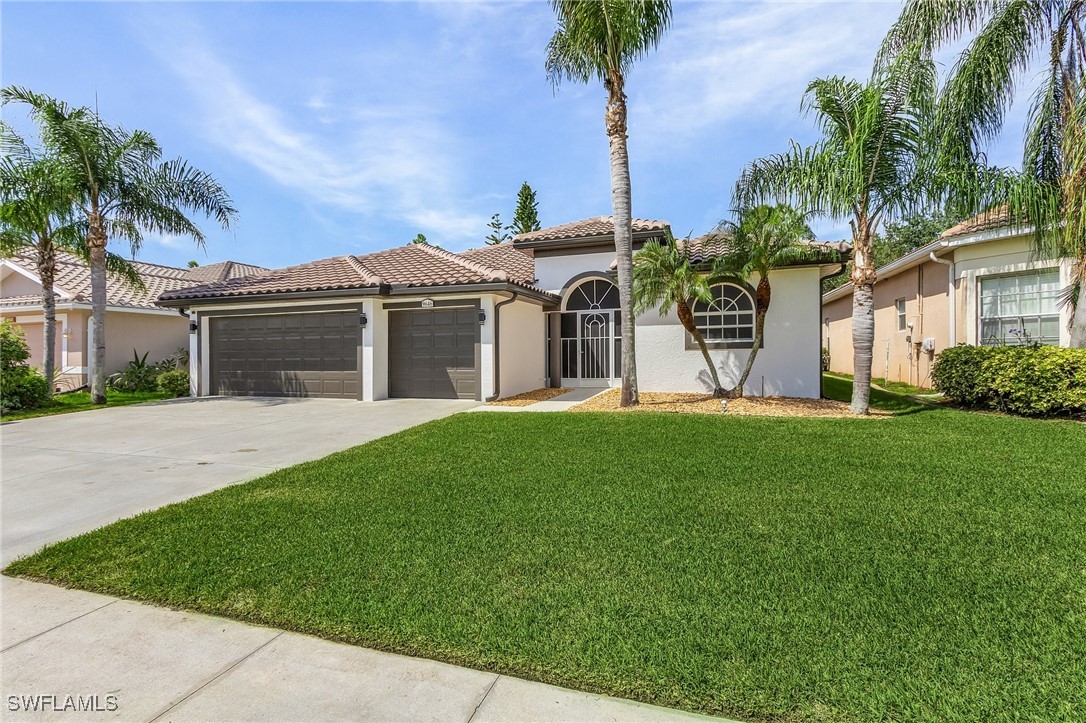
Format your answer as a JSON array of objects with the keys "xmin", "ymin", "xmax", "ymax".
[{"xmin": 3, "ymin": 1, "xmax": 1029, "ymax": 270}]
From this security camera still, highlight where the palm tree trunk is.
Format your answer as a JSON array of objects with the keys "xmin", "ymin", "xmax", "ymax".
[
  {"xmin": 728, "ymin": 277, "xmax": 772, "ymax": 398},
  {"xmin": 606, "ymin": 70, "xmax": 638, "ymax": 407},
  {"xmin": 87, "ymin": 216, "xmax": 108, "ymax": 404},
  {"xmin": 36, "ymin": 240, "xmax": 57, "ymax": 398},
  {"xmin": 850, "ymin": 223, "xmax": 876, "ymax": 414},
  {"xmin": 1071, "ymin": 261, "xmax": 1086, "ymax": 348},
  {"xmin": 676, "ymin": 300, "xmax": 723, "ymax": 396}
]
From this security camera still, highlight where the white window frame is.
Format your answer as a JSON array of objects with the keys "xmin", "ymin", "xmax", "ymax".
[
  {"xmin": 895, "ymin": 299, "xmax": 907, "ymax": 332},
  {"xmin": 691, "ymin": 282, "xmax": 757, "ymax": 349},
  {"xmin": 977, "ymin": 268, "xmax": 1061, "ymax": 346}
]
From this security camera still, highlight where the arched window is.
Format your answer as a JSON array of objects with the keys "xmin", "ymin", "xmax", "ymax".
[
  {"xmin": 693, "ymin": 283, "xmax": 755, "ymax": 341},
  {"xmin": 564, "ymin": 278, "xmax": 619, "ymax": 311}
]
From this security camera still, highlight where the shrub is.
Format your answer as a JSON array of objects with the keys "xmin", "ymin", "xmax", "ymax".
[
  {"xmin": 108, "ymin": 350, "xmax": 161, "ymax": 392},
  {"xmin": 1, "ymin": 321, "xmax": 51, "ymax": 411},
  {"xmin": 157, "ymin": 369, "xmax": 190, "ymax": 398},
  {"xmin": 932, "ymin": 344, "xmax": 1086, "ymax": 417}
]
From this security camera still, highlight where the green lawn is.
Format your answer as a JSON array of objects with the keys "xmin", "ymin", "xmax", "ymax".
[
  {"xmin": 6, "ymin": 394, "xmax": 1085, "ymax": 721},
  {"xmin": 0, "ymin": 390, "xmax": 173, "ymax": 422},
  {"xmin": 824, "ymin": 371, "xmax": 931, "ymax": 397}
]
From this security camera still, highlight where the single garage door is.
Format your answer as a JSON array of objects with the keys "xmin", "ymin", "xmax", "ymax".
[
  {"xmin": 389, "ymin": 307, "xmax": 478, "ymax": 399},
  {"xmin": 210, "ymin": 311, "xmax": 359, "ymax": 398}
]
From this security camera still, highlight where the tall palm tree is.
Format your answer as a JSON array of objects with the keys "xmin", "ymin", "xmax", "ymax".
[
  {"xmin": 2, "ymin": 86, "xmax": 237, "ymax": 403},
  {"xmin": 880, "ymin": 0, "xmax": 1086, "ymax": 346},
  {"xmin": 546, "ymin": 0, "xmax": 673, "ymax": 407},
  {"xmin": 712, "ymin": 205, "xmax": 824, "ymax": 398},
  {"xmin": 632, "ymin": 233, "xmax": 725, "ymax": 397},
  {"xmin": 734, "ymin": 53, "xmax": 936, "ymax": 414}
]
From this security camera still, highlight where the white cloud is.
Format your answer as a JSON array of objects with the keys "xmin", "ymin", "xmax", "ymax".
[
  {"xmin": 635, "ymin": 1, "xmax": 904, "ymax": 141},
  {"xmin": 143, "ymin": 232, "xmax": 193, "ymax": 251},
  {"xmin": 141, "ymin": 25, "xmax": 486, "ymax": 246}
]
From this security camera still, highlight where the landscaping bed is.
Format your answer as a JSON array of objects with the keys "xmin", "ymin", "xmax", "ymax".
[
  {"xmin": 570, "ymin": 387, "xmax": 891, "ymax": 417},
  {"xmin": 7, "ymin": 389, "xmax": 1084, "ymax": 721},
  {"xmin": 487, "ymin": 387, "xmax": 573, "ymax": 406}
]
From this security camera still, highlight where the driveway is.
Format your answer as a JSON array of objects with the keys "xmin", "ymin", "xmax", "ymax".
[{"xmin": 1, "ymin": 396, "xmax": 477, "ymax": 565}]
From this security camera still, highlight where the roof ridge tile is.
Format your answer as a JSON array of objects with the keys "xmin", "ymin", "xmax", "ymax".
[
  {"xmin": 413, "ymin": 242, "xmax": 508, "ymax": 281},
  {"xmin": 344, "ymin": 254, "xmax": 385, "ymax": 285}
]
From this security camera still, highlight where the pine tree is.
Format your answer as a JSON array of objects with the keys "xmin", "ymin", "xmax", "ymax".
[
  {"xmin": 510, "ymin": 182, "xmax": 541, "ymax": 235},
  {"xmin": 485, "ymin": 213, "xmax": 510, "ymax": 245}
]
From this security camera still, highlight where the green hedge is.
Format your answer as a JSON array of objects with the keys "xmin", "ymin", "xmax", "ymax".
[{"xmin": 932, "ymin": 345, "xmax": 1086, "ymax": 417}]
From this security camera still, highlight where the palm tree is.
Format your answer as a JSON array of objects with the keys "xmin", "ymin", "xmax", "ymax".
[
  {"xmin": 546, "ymin": 0, "xmax": 673, "ymax": 407},
  {"xmin": 712, "ymin": 205, "xmax": 824, "ymax": 398},
  {"xmin": 0, "ymin": 153, "xmax": 76, "ymax": 395},
  {"xmin": 2, "ymin": 86, "xmax": 237, "ymax": 403},
  {"xmin": 632, "ymin": 233, "xmax": 725, "ymax": 397},
  {"xmin": 0, "ymin": 142, "xmax": 146, "ymax": 394},
  {"xmin": 734, "ymin": 53, "xmax": 936, "ymax": 414},
  {"xmin": 880, "ymin": 1, "xmax": 1086, "ymax": 346}
]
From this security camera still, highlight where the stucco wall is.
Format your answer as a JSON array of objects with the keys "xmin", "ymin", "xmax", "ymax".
[
  {"xmin": 636, "ymin": 267, "xmax": 822, "ymax": 398},
  {"xmin": 104, "ymin": 311, "xmax": 189, "ymax": 376},
  {"xmin": 498, "ymin": 298, "xmax": 545, "ymax": 398},
  {"xmin": 535, "ymin": 251, "xmax": 617, "ymax": 294},
  {"xmin": 0, "ymin": 270, "xmax": 44, "ymax": 297}
]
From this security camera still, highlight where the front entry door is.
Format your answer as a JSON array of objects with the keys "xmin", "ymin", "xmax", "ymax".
[{"xmin": 560, "ymin": 310, "xmax": 619, "ymax": 387}]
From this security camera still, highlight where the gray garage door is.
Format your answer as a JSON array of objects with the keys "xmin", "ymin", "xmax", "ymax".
[
  {"xmin": 389, "ymin": 307, "xmax": 478, "ymax": 399},
  {"xmin": 210, "ymin": 312, "xmax": 359, "ymax": 398}
]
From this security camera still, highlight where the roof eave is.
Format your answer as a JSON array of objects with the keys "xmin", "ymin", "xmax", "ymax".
[
  {"xmin": 512, "ymin": 228, "xmax": 667, "ymax": 250},
  {"xmin": 157, "ymin": 285, "xmax": 386, "ymax": 307}
]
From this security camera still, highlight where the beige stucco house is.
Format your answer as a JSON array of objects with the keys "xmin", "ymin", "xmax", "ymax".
[
  {"xmin": 0, "ymin": 253, "xmax": 265, "ymax": 391},
  {"xmin": 822, "ymin": 210, "xmax": 1075, "ymax": 388}
]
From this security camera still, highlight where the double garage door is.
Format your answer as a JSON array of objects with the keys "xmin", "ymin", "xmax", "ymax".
[
  {"xmin": 210, "ymin": 312, "xmax": 360, "ymax": 399},
  {"xmin": 209, "ymin": 307, "xmax": 478, "ymax": 400}
]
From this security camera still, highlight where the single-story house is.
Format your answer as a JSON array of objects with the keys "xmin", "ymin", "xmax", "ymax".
[
  {"xmin": 158, "ymin": 217, "xmax": 846, "ymax": 401},
  {"xmin": 822, "ymin": 208, "xmax": 1075, "ymax": 388},
  {"xmin": 0, "ymin": 253, "xmax": 266, "ymax": 391}
]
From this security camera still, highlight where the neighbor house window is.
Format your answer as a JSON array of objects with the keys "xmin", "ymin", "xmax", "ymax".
[
  {"xmin": 979, "ymin": 268, "xmax": 1061, "ymax": 346},
  {"xmin": 896, "ymin": 299, "xmax": 907, "ymax": 332},
  {"xmin": 693, "ymin": 283, "xmax": 755, "ymax": 341}
]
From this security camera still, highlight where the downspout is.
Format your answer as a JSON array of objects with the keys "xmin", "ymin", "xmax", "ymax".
[
  {"xmin": 929, "ymin": 248, "xmax": 955, "ymax": 348},
  {"xmin": 484, "ymin": 292, "xmax": 518, "ymax": 402}
]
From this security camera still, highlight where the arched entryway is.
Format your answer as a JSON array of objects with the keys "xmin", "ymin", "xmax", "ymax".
[{"xmin": 558, "ymin": 277, "xmax": 621, "ymax": 387}]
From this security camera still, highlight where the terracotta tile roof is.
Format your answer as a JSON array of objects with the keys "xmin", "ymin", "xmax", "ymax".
[
  {"xmin": 158, "ymin": 243, "xmax": 552, "ymax": 303},
  {"xmin": 512, "ymin": 216, "xmax": 669, "ymax": 244},
  {"xmin": 0, "ymin": 294, "xmax": 50, "ymax": 309},
  {"xmin": 1, "ymin": 252, "xmax": 266, "ymax": 310},
  {"xmin": 613, "ymin": 235, "xmax": 851, "ymax": 268},
  {"xmin": 185, "ymin": 260, "xmax": 269, "ymax": 283},
  {"xmin": 458, "ymin": 243, "xmax": 536, "ymax": 284},
  {"xmin": 941, "ymin": 206, "xmax": 1013, "ymax": 238}
]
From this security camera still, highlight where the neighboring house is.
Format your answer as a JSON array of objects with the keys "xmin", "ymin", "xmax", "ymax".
[
  {"xmin": 822, "ymin": 208, "xmax": 1075, "ymax": 388},
  {"xmin": 158, "ymin": 217, "xmax": 846, "ymax": 401},
  {"xmin": 0, "ymin": 254, "xmax": 267, "ymax": 391}
]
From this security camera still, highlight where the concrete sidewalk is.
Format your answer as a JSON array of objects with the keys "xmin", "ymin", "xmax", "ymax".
[{"xmin": 1, "ymin": 577, "xmax": 729, "ymax": 723}]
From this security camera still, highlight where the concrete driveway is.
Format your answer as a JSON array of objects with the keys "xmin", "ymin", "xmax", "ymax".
[{"xmin": 1, "ymin": 396, "xmax": 477, "ymax": 565}]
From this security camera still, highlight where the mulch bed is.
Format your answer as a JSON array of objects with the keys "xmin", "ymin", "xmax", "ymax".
[
  {"xmin": 487, "ymin": 387, "xmax": 574, "ymax": 407},
  {"xmin": 569, "ymin": 388, "xmax": 891, "ymax": 418}
]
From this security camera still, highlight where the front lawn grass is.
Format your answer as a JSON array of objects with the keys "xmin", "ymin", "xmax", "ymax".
[
  {"xmin": 822, "ymin": 373, "xmax": 931, "ymax": 415},
  {"xmin": 0, "ymin": 390, "xmax": 173, "ymax": 422},
  {"xmin": 6, "ymin": 404, "xmax": 1085, "ymax": 721}
]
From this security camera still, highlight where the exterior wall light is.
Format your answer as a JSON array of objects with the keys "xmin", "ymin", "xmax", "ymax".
[
  {"xmin": 189, "ymin": 321, "xmax": 198, "ymax": 334},
  {"xmin": 478, "ymin": 309, "xmax": 486, "ymax": 325},
  {"xmin": 359, "ymin": 312, "xmax": 368, "ymax": 328},
  {"xmin": 61, "ymin": 328, "xmax": 71, "ymax": 340}
]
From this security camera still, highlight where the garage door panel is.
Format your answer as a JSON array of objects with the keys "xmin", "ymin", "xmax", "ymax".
[
  {"xmin": 389, "ymin": 308, "xmax": 477, "ymax": 400},
  {"xmin": 210, "ymin": 312, "xmax": 359, "ymax": 399}
]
